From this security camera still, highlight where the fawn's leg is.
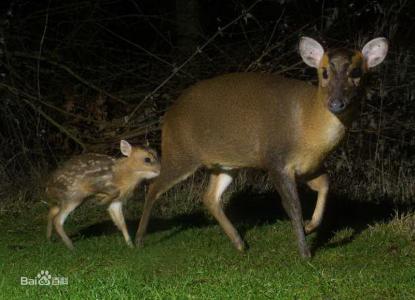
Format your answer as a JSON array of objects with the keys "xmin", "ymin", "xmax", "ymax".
[
  {"xmin": 53, "ymin": 197, "xmax": 84, "ymax": 250},
  {"xmin": 47, "ymin": 206, "xmax": 60, "ymax": 240},
  {"xmin": 108, "ymin": 201, "xmax": 133, "ymax": 247}
]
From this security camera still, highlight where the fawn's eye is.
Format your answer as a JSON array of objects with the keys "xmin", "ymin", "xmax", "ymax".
[
  {"xmin": 144, "ymin": 157, "xmax": 151, "ymax": 163},
  {"xmin": 350, "ymin": 68, "xmax": 362, "ymax": 78},
  {"xmin": 322, "ymin": 68, "xmax": 328, "ymax": 79}
]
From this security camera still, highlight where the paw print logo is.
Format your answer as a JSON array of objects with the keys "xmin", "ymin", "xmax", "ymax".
[{"xmin": 37, "ymin": 270, "xmax": 52, "ymax": 285}]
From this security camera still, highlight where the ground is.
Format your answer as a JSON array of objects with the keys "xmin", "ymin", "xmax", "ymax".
[{"xmin": 0, "ymin": 190, "xmax": 414, "ymax": 299}]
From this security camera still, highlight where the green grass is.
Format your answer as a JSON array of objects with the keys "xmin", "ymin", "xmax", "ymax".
[{"xmin": 0, "ymin": 196, "xmax": 414, "ymax": 300}]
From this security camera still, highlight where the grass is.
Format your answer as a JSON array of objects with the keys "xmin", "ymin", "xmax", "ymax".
[{"xmin": 0, "ymin": 189, "xmax": 414, "ymax": 299}]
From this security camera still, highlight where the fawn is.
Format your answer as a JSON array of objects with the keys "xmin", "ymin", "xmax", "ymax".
[{"xmin": 46, "ymin": 140, "xmax": 160, "ymax": 249}]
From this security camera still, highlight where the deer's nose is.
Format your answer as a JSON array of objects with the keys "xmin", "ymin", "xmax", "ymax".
[{"xmin": 328, "ymin": 98, "xmax": 346, "ymax": 114}]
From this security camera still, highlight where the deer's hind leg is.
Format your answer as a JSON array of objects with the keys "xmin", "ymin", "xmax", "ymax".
[
  {"xmin": 53, "ymin": 191, "xmax": 87, "ymax": 250},
  {"xmin": 202, "ymin": 172, "xmax": 244, "ymax": 251}
]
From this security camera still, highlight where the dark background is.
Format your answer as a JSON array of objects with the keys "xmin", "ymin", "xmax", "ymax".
[{"xmin": 0, "ymin": 0, "xmax": 413, "ymax": 205}]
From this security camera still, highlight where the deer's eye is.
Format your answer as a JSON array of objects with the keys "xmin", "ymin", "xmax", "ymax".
[
  {"xmin": 350, "ymin": 68, "xmax": 362, "ymax": 78},
  {"xmin": 322, "ymin": 68, "xmax": 328, "ymax": 79},
  {"xmin": 144, "ymin": 157, "xmax": 151, "ymax": 163}
]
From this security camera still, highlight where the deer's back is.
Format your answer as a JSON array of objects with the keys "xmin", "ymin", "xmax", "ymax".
[{"xmin": 162, "ymin": 73, "xmax": 318, "ymax": 169}]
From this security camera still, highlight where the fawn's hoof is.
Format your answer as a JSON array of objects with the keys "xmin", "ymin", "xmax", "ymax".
[
  {"xmin": 126, "ymin": 240, "xmax": 134, "ymax": 248},
  {"xmin": 233, "ymin": 239, "xmax": 245, "ymax": 252}
]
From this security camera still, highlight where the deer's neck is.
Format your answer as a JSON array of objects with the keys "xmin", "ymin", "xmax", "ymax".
[
  {"xmin": 113, "ymin": 158, "xmax": 144, "ymax": 194},
  {"xmin": 301, "ymin": 88, "xmax": 346, "ymax": 152}
]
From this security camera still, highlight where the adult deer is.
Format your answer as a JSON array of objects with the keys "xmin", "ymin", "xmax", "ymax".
[{"xmin": 135, "ymin": 37, "xmax": 388, "ymax": 258}]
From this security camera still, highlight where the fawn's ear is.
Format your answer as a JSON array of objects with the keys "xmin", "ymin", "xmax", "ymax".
[
  {"xmin": 362, "ymin": 37, "xmax": 388, "ymax": 68},
  {"xmin": 120, "ymin": 140, "xmax": 132, "ymax": 157},
  {"xmin": 299, "ymin": 37, "xmax": 324, "ymax": 68}
]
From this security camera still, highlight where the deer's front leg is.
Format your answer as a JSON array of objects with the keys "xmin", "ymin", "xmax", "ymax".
[
  {"xmin": 270, "ymin": 167, "xmax": 311, "ymax": 258},
  {"xmin": 305, "ymin": 173, "xmax": 329, "ymax": 234}
]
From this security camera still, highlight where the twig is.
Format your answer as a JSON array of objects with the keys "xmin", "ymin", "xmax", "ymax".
[
  {"xmin": 37, "ymin": 0, "xmax": 50, "ymax": 99},
  {"xmin": 21, "ymin": 98, "xmax": 86, "ymax": 151},
  {"xmin": 13, "ymin": 51, "xmax": 128, "ymax": 105},
  {"xmin": 128, "ymin": 0, "xmax": 174, "ymax": 48},
  {"xmin": 245, "ymin": 23, "xmax": 310, "ymax": 72},
  {"xmin": 96, "ymin": 23, "xmax": 193, "ymax": 79},
  {"xmin": 1, "ymin": 82, "xmax": 112, "ymax": 126},
  {"xmin": 126, "ymin": 0, "xmax": 264, "ymax": 123}
]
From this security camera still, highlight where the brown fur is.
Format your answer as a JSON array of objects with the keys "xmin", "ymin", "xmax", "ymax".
[
  {"xmin": 135, "ymin": 38, "xmax": 387, "ymax": 258},
  {"xmin": 46, "ymin": 143, "xmax": 160, "ymax": 249}
]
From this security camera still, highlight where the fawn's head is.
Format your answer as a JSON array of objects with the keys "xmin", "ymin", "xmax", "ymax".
[
  {"xmin": 119, "ymin": 140, "xmax": 160, "ymax": 179},
  {"xmin": 299, "ymin": 37, "xmax": 388, "ymax": 115}
]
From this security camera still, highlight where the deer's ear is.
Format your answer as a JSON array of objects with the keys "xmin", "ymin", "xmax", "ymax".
[
  {"xmin": 299, "ymin": 37, "xmax": 324, "ymax": 68},
  {"xmin": 120, "ymin": 140, "xmax": 132, "ymax": 157},
  {"xmin": 362, "ymin": 37, "xmax": 388, "ymax": 68}
]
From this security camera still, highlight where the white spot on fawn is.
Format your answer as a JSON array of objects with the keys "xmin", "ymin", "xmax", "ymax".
[{"xmin": 84, "ymin": 168, "xmax": 105, "ymax": 174}]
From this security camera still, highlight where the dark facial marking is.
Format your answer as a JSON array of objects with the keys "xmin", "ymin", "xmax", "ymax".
[
  {"xmin": 322, "ymin": 68, "xmax": 328, "ymax": 79},
  {"xmin": 350, "ymin": 67, "xmax": 362, "ymax": 78},
  {"xmin": 323, "ymin": 49, "xmax": 364, "ymax": 115},
  {"xmin": 144, "ymin": 157, "xmax": 152, "ymax": 163}
]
